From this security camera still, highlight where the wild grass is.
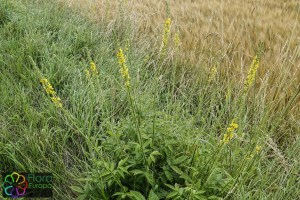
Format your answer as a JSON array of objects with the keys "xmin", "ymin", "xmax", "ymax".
[{"xmin": 0, "ymin": 0, "xmax": 299, "ymax": 199}]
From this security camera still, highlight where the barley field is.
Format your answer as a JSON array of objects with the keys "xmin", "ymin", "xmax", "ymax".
[
  {"xmin": 0, "ymin": 0, "xmax": 299, "ymax": 199},
  {"xmin": 66, "ymin": 0, "xmax": 300, "ymax": 64}
]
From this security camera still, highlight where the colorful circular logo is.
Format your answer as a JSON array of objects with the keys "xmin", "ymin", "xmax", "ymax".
[{"xmin": 2, "ymin": 172, "xmax": 28, "ymax": 198}]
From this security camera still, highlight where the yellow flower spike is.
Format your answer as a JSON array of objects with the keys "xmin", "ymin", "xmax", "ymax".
[
  {"xmin": 117, "ymin": 48, "xmax": 130, "ymax": 88},
  {"xmin": 208, "ymin": 66, "xmax": 217, "ymax": 83},
  {"xmin": 162, "ymin": 17, "xmax": 172, "ymax": 49},
  {"xmin": 246, "ymin": 154, "xmax": 254, "ymax": 160},
  {"xmin": 40, "ymin": 78, "xmax": 56, "ymax": 96},
  {"xmin": 50, "ymin": 96, "xmax": 63, "ymax": 108},
  {"xmin": 228, "ymin": 132, "xmax": 234, "ymax": 139},
  {"xmin": 221, "ymin": 133, "xmax": 229, "ymax": 144},
  {"xmin": 92, "ymin": 4, "xmax": 97, "ymax": 13},
  {"xmin": 227, "ymin": 127, "xmax": 234, "ymax": 132},
  {"xmin": 143, "ymin": 55, "xmax": 150, "ymax": 63},
  {"xmin": 230, "ymin": 121, "xmax": 239, "ymax": 129},
  {"xmin": 255, "ymin": 145, "xmax": 262, "ymax": 154},
  {"xmin": 40, "ymin": 78, "xmax": 63, "ymax": 109},
  {"xmin": 244, "ymin": 55, "xmax": 260, "ymax": 93},
  {"xmin": 90, "ymin": 61, "xmax": 99, "ymax": 76},
  {"xmin": 221, "ymin": 119, "xmax": 239, "ymax": 144},
  {"xmin": 45, "ymin": 86, "xmax": 55, "ymax": 96},
  {"xmin": 40, "ymin": 78, "xmax": 47, "ymax": 84},
  {"xmin": 85, "ymin": 69, "xmax": 91, "ymax": 79},
  {"xmin": 229, "ymin": 119, "xmax": 238, "ymax": 128},
  {"xmin": 117, "ymin": 48, "xmax": 126, "ymax": 65},
  {"xmin": 225, "ymin": 87, "xmax": 231, "ymax": 102}
]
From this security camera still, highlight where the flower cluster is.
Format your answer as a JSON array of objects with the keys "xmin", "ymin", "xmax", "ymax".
[
  {"xmin": 244, "ymin": 55, "xmax": 260, "ymax": 92},
  {"xmin": 90, "ymin": 61, "xmax": 99, "ymax": 76},
  {"xmin": 85, "ymin": 69, "xmax": 91, "ymax": 79},
  {"xmin": 208, "ymin": 66, "xmax": 217, "ymax": 82},
  {"xmin": 255, "ymin": 145, "xmax": 262, "ymax": 153},
  {"xmin": 40, "ymin": 78, "xmax": 62, "ymax": 108},
  {"xmin": 221, "ymin": 119, "xmax": 239, "ymax": 144},
  {"xmin": 162, "ymin": 18, "xmax": 171, "ymax": 49},
  {"xmin": 85, "ymin": 61, "xmax": 99, "ymax": 79},
  {"xmin": 246, "ymin": 145, "xmax": 262, "ymax": 160},
  {"xmin": 117, "ymin": 48, "xmax": 130, "ymax": 88}
]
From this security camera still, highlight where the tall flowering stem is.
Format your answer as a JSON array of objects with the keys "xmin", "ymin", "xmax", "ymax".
[
  {"xmin": 161, "ymin": 18, "xmax": 171, "ymax": 55},
  {"xmin": 116, "ymin": 48, "xmax": 146, "ymax": 163},
  {"xmin": 244, "ymin": 55, "xmax": 260, "ymax": 93},
  {"xmin": 202, "ymin": 119, "xmax": 238, "ymax": 184},
  {"xmin": 90, "ymin": 61, "xmax": 99, "ymax": 76},
  {"xmin": 163, "ymin": 18, "xmax": 171, "ymax": 47},
  {"xmin": 85, "ymin": 61, "xmax": 99, "ymax": 79},
  {"xmin": 40, "ymin": 78, "xmax": 62, "ymax": 108},
  {"xmin": 221, "ymin": 119, "xmax": 239, "ymax": 144},
  {"xmin": 117, "ymin": 48, "xmax": 130, "ymax": 89},
  {"xmin": 208, "ymin": 66, "xmax": 217, "ymax": 83}
]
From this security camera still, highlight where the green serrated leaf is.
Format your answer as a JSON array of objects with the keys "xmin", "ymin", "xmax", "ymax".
[
  {"xmin": 113, "ymin": 192, "xmax": 126, "ymax": 197},
  {"xmin": 77, "ymin": 194, "xmax": 87, "ymax": 200},
  {"xmin": 130, "ymin": 190, "xmax": 146, "ymax": 200},
  {"xmin": 148, "ymin": 189, "xmax": 159, "ymax": 200},
  {"xmin": 117, "ymin": 169, "xmax": 125, "ymax": 178},
  {"xmin": 148, "ymin": 151, "xmax": 162, "ymax": 165},
  {"xmin": 99, "ymin": 171, "xmax": 111, "ymax": 178},
  {"xmin": 70, "ymin": 186, "xmax": 84, "ymax": 194},
  {"xmin": 119, "ymin": 166, "xmax": 129, "ymax": 174},
  {"xmin": 178, "ymin": 188, "xmax": 184, "ymax": 195},
  {"xmin": 170, "ymin": 165, "xmax": 183, "ymax": 175},
  {"xmin": 143, "ymin": 138, "xmax": 152, "ymax": 148},
  {"xmin": 144, "ymin": 171, "xmax": 155, "ymax": 186},
  {"xmin": 131, "ymin": 169, "xmax": 144, "ymax": 175},
  {"xmin": 164, "ymin": 170, "xmax": 173, "ymax": 182},
  {"xmin": 166, "ymin": 191, "xmax": 178, "ymax": 199},
  {"xmin": 150, "ymin": 151, "xmax": 162, "ymax": 156},
  {"xmin": 179, "ymin": 173, "xmax": 193, "ymax": 183},
  {"xmin": 173, "ymin": 156, "xmax": 188, "ymax": 165},
  {"xmin": 118, "ymin": 157, "xmax": 129, "ymax": 167},
  {"xmin": 194, "ymin": 195, "xmax": 208, "ymax": 200},
  {"xmin": 195, "ymin": 190, "xmax": 206, "ymax": 195},
  {"xmin": 164, "ymin": 183, "xmax": 175, "ymax": 190}
]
